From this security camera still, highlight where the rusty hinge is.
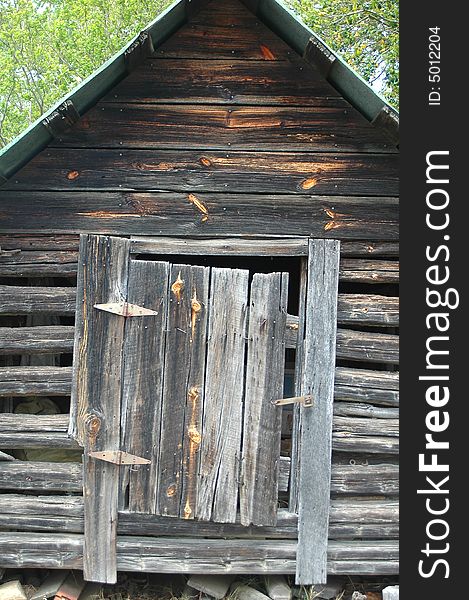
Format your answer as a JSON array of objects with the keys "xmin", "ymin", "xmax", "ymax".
[
  {"xmin": 88, "ymin": 450, "xmax": 151, "ymax": 465},
  {"xmin": 272, "ymin": 395, "xmax": 314, "ymax": 408},
  {"xmin": 94, "ymin": 301, "xmax": 158, "ymax": 317}
]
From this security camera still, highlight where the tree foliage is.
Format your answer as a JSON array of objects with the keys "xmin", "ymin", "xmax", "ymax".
[
  {"xmin": 0, "ymin": 0, "xmax": 398, "ymax": 149},
  {"xmin": 0, "ymin": 0, "xmax": 170, "ymax": 147},
  {"xmin": 287, "ymin": 0, "xmax": 399, "ymax": 108}
]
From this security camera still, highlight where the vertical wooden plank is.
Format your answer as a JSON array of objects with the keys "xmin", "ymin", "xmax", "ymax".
[
  {"xmin": 288, "ymin": 257, "xmax": 308, "ymax": 513},
  {"xmin": 120, "ymin": 259, "xmax": 170, "ymax": 513},
  {"xmin": 71, "ymin": 234, "xmax": 130, "ymax": 584},
  {"xmin": 157, "ymin": 264, "xmax": 210, "ymax": 518},
  {"xmin": 296, "ymin": 239, "xmax": 340, "ymax": 586},
  {"xmin": 197, "ymin": 268, "xmax": 249, "ymax": 523},
  {"xmin": 240, "ymin": 271, "xmax": 288, "ymax": 527}
]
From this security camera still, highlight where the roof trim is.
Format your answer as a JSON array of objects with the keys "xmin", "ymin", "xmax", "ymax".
[{"xmin": 0, "ymin": 0, "xmax": 398, "ymax": 181}]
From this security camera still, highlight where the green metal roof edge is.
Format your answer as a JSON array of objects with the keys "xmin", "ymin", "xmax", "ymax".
[
  {"xmin": 245, "ymin": 0, "xmax": 398, "ymax": 123},
  {"xmin": 0, "ymin": 0, "xmax": 187, "ymax": 180},
  {"xmin": 0, "ymin": 0, "xmax": 398, "ymax": 181}
]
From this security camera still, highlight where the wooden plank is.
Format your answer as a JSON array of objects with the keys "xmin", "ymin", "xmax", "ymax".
[
  {"xmin": 335, "ymin": 367, "xmax": 399, "ymax": 391},
  {"xmin": 156, "ymin": 20, "xmax": 293, "ymax": 60},
  {"xmin": 337, "ymin": 294, "xmax": 399, "ymax": 327},
  {"xmin": 340, "ymin": 259, "xmax": 399, "ymax": 284},
  {"xmin": 333, "ymin": 434, "xmax": 399, "ymax": 454},
  {"xmin": 340, "ymin": 241, "xmax": 399, "ymax": 257},
  {"xmin": 0, "ymin": 235, "xmax": 79, "ymax": 251},
  {"xmin": 331, "ymin": 463, "xmax": 399, "ymax": 495},
  {"xmin": 240, "ymin": 272, "xmax": 288, "ymax": 526},
  {"xmin": 0, "ymin": 494, "xmax": 84, "ymax": 517},
  {"xmin": 70, "ymin": 234, "xmax": 130, "ymax": 584},
  {"xmin": 285, "ymin": 318, "xmax": 399, "ymax": 364},
  {"xmin": 0, "ymin": 462, "xmax": 82, "ymax": 491},
  {"xmin": 105, "ymin": 59, "xmax": 342, "ymax": 106},
  {"xmin": 0, "ymin": 251, "xmax": 78, "ymax": 277},
  {"xmin": 52, "ymin": 104, "xmax": 396, "ymax": 153},
  {"xmin": 334, "ymin": 403, "xmax": 398, "ymax": 419},
  {"xmin": 0, "ymin": 532, "xmax": 399, "ymax": 574},
  {"xmin": 197, "ymin": 268, "xmax": 249, "ymax": 523},
  {"xmin": 155, "ymin": 264, "xmax": 210, "ymax": 519},
  {"xmin": 333, "ymin": 416, "xmax": 399, "ymax": 437},
  {"xmin": 0, "ymin": 451, "xmax": 14, "ymax": 461},
  {"xmin": 0, "ymin": 192, "xmax": 399, "ymax": 240},
  {"xmin": 0, "ymin": 414, "xmax": 69, "ymax": 432},
  {"xmin": 119, "ymin": 260, "xmax": 170, "ymax": 514},
  {"xmin": 0, "ymin": 286, "xmax": 76, "ymax": 315},
  {"xmin": 131, "ymin": 236, "xmax": 309, "ymax": 256},
  {"xmin": 0, "ymin": 366, "xmax": 72, "ymax": 396},
  {"xmin": 0, "ymin": 326, "xmax": 74, "ymax": 355},
  {"xmin": 297, "ymin": 239, "xmax": 340, "ymax": 586},
  {"xmin": 7, "ymin": 149, "xmax": 398, "ymax": 197}
]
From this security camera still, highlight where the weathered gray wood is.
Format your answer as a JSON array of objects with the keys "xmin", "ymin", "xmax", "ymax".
[
  {"xmin": 157, "ymin": 264, "xmax": 210, "ymax": 519},
  {"xmin": 331, "ymin": 463, "xmax": 399, "ymax": 495},
  {"xmin": 337, "ymin": 294, "xmax": 399, "ymax": 327},
  {"xmin": 0, "ymin": 532, "xmax": 399, "ymax": 574},
  {"xmin": 297, "ymin": 239, "xmax": 340, "ymax": 585},
  {"xmin": 0, "ymin": 326, "xmax": 74, "ymax": 355},
  {"xmin": 197, "ymin": 268, "xmax": 249, "ymax": 523},
  {"xmin": 131, "ymin": 236, "xmax": 309, "ymax": 256},
  {"xmin": 0, "ymin": 494, "xmax": 84, "ymax": 517},
  {"xmin": 0, "ymin": 251, "xmax": 78, "ymax": 277},
  {"xmin": 333, "ymin": 403, "xmax": 398, "ymax": 419},
  {"xmin": 71, "ymin": 234, "xmax": 130, "ymax": 583},
  {"xmin": 0, "ymin": 450, "xmax": 14, "ymax": 461},
  {"xmin": 285, "ymin": 318, "xmax": 399, "ymax": 364},
  {"xmin": 333, "ymin": 416, "xmax": 399, "ymax": 437},
  {"xmin": 340, "ymin": 241, "xmax": 399, "ymax": 258},
  {"xmin": 288, "ymin": 257, "xmax": 308, "ymax": 514},
  {"xmin": 240, "ymin": 272, "xmax": 288, "ymax": 527},
  {"xmin": 119, "ymin": 260, "xmax": 170, "ymax": 514},
  {"xmin": 0, "ymin": 366, "xmax": 72, "ymax": 396},
  {"xmin": 264, "ymin": 575, "xmax": 291, "ymax": 600},
  {"xmin": 339, "ymin": 259, "xmax": 399, "ymax": 284},
  {"xmin": 0, "ymin": 432, "xmax": 79, "ymax": 449},
  {"xmin": 333, "ymin": 434, "xmax": 399, "ymax": 454},
  {"xmin": 335, "ymin": 367, "xmax": 399, "ymax": 390},
  {"xmin": 0, "ymin": 462, "xmax": 82, "ymax": 491},
  {"xmin": 0, "ymin": 234, "xmax": 79, "ymax": 251},
  {"xmin": 0, "ymin": 286, "xmax": 76, "ymax": 315},
  {"xmin": 188, "ymin": 575, "xmax": 235, "ymax": 599}
]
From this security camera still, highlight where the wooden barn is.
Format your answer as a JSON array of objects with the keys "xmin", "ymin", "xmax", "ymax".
[{"xmin": 0, "ymin": 0, "xmax": 399, "ymax": 588}]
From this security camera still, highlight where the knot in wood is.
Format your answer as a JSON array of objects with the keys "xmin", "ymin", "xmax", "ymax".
[
  {"xmin": 85, "ymin": 414, "xmax": 102, "ymax": 436},
  {"xmin": 188, "ymin": 427, "xmax": 202, "ymax": 445},
  {"xmin": 171, "ymin": 272, "xmax": 184, "ymax": 301},
  {"xmin": 66, "ymin": 170, "xmax": 80, "ymax": 180},
  {"xmin": 166, "ymin": 484, "xmax": 177, "ymax": 497}
]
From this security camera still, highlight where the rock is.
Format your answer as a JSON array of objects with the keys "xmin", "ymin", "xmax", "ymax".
[
  {"xmin": 187, "ymin": 575, "xmax": 235, "ymax": 599},
  {"xmin": 265, "ymin": 575, "xmax": 291, "ymax": 600},
  {"xmin": 30, "ymin": 571, "xmax": 69, "ymax": 600},
  {"xmin": 0, "ymin": 581, "xmax": 27, "ymax": 600},
  {"xmin": 315, "ymin": 578, "xmax": 345, "ymax": 599},
  {"xmin": 231, "ymin": 583, "xmax": 271, "ymax": 600},
  {"xmin": 352, "ymin": 593, "xmax": 367, "ymax": 600},
  {"xmin": 382, "ymin": 586, "xmax": 399, "ymax": 600}
]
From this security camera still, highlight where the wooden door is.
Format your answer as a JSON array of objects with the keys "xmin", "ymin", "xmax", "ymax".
[{"xmin": 70, "ymin": 234, "xmax": 293, "ymax": 583}]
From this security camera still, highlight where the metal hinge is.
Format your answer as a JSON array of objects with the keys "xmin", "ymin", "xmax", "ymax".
[
  {"xmin": 272, "ymin": 394, "xmax": 314, "ymax": 407},
  {"xmin": 88, "ymin": 450, "xmax": 151, "ymax": 465},
  {"xmin": 94, "ymin": 301, "xmax": 158, "ymax": 317}
]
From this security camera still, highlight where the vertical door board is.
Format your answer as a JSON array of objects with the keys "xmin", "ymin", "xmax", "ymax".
[
  {"xmin": 296, "ymin": 239, "xmax": 340, "ymax": 585},
  {"xmin": 197, "ymin": 268, "xmax": 249, "ymax": 523},
  {"xmin": 240, "ymin": 272, "xmax": 288, "ymax": 527},
  {"xmin": 71, "ymin": 234, "xmax": 130, "ymax": 584},
  {"xmin": 157, "ymin": 264, "xmax": 210, "ymax": 518},
  {"xmin": 120, "ymin": 259, "xmax": 170, "ymax": 513}
]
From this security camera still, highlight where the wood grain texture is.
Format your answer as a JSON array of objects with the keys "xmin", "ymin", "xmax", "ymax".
[
  {"xmin": 0, "ymin": 286, "xmax": 76, "ymax": 315},
  {"xmin": 0, "ymin": 462, "xmax": 82, "ymax": 491},
  {"xmin": 5, "ymin": 149, "xmax": 398, "ymax": 197},
  {"xmin": 0, "ymin": 532, "xmax": 399, "ymax": 574},
  {"xmin": 131, "ymin": 236, "xmax": 309, "ymax": 256},
  {"xmin": 70, "ymin": 234, "xmax": 130, "ymax": 583},
  {"xmin": 0, "ymin": 366, "xmax": 72, "ymax": 396},
  {"xmin": 120, "ymin": 260, "xmax": 170, "ymax": 513},
  {"xmin": 0, "ymin": 251, "xmax": 78, "ymax": 277},
  {"xmin": 339, "ymin": 259, "xmax": 399, "ymax": 284},
  {"xmin": 52, "ymin": 104, "xmax": 395, "ymax": 153},
  {"xmin": 197, "ymin": 268, "xmax": 249, "ymax": 523},
  {"xmin": 157, "ymin": 263, "xmax": 209, "ymax": 518},
  {"xmin": 0, "ymin": 192, "xmax": 398, "ymax": 240},
  {"xmin": 0, "ymin": 326, "xmax": 74, "ymax": 355},
  {"xmin": 0, "ymin": 234, "xmax": 80, "ymax": 251},
  {"xmin": 296, "ymin": 239, "xmax": 340, "ymax": 586},
  {"xmin": 337, "ymin": 294, "xmax": 399, "ymax": 327},
  {"xmin": 240, "ymin": 272, "xmax": 288, "ymax": 526}
]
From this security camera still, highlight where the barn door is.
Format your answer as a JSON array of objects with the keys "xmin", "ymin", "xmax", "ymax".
[{"xmin": 70, "ymin": 235, "xmax": 291, "ymax": 583}]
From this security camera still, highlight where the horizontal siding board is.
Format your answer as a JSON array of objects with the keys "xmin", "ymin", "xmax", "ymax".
[
  {"xmin": 0, "ymin": 192, "xmax": 398, "ymax": 240},
  {"xmin": 4, "ymin": 149, "xmax": 398, "ymax": 197},
  {"xmin": 51, "ymin": 104, "xmax": 395, "ymax": 153},
  {"xmin": 0, "ymin": 326, "xmax": 75, "ymax": 355},
  {"xmin": 0, "ymin": 286, "xmax": 76, "ymax": 315},
  {"xmin": 0, "ymin": 462, "xmax": 82, "ymax": 491}
]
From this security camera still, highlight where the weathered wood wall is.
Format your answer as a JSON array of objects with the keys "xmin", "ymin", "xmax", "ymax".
[{"xmin": 0, "ymin": 0, "xmax": 398, "ymax": 577}]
